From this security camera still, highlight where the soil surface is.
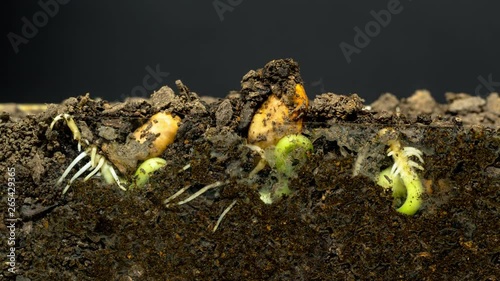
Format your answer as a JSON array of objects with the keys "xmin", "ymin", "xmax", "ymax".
[{"xmin": 1, "ymin": 59, "xmax": 499, "ymax": 280}]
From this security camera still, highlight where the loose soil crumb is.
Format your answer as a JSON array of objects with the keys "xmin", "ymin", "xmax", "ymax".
[{"xmin": 1, "ymin": 59, "xmax": 499, "ymax": 280}]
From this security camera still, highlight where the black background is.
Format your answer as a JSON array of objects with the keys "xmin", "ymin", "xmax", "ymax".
[{"xmin": 4, "ymin": 0, "xmax": 500, "ymax": 103}]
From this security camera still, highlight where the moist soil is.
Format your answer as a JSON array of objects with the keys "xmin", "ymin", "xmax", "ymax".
[{"xmin": 1, "ymin": 59, "xmax": 499, "ymax": 280}]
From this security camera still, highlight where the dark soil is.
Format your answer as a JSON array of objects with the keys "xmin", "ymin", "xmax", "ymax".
[{"xmin": 1, "ymin": 59, "xmax": 499, "ymax": 280}]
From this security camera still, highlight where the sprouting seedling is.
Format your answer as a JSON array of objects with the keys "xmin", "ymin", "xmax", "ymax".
[
  {"xmin": 376, "ymin": 167, "xmax": 406, "ymax": 199},
  {"xmin": 274, "ymin": 134, "xmax": 314, "ymax": 177},
  {"xmin": 51, "ymin": 111, "xmax": 180, "ymax": 193},
  {"xmin": 51, "ymin": 114, "xmax": 127, "ymax": 193},
  {"xmin": 245, "ymin": 83, "xmax": 311, "ymax": 204},
  {"xmin": 259, "ymin": 134, "xmax": 313, "ymax": 204},
  {"xmin": 247, "ymin": 84, "xmax": 309, "ymax": 176},
  {"xmin": 130, "ymin": 157, "xmax": 167, "ymax": 188},
  {"xmin": 376, "ymin": 128, "xmax": 425, "ymax": 216}
]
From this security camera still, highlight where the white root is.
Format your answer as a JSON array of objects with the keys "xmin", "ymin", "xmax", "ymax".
[
  {"xmin": 83, "ymin": 156, "xmax": 105, "ymax": 181},
  {"xmin": 163, "ymin": 185, "xmax": 191, "ymax": 205},
  {"xmin": 167, "ymin": 181, "xmax": 228, "ymax": 207},
  {"xmin": 58, "ymin": 145, "xmax": 127, "ymax": 193},
  {"xmin": 408, "ymin": 160, "xmax": 424, "ymax": 171},
  {"xmin": 108, "ymin": 166, "xmax": 127, "ymax": 191},
  {"xmin": 387, "ymin": 145, "xmax": 424, "ymax": 177},
  {"xmin": 403, "ymin": 146, "xmax": 424, "ymax": 163},
  {"xmin": 391, "ymin": 163, "xmax": 402, "ymax": 177},
  {"xmin": 212, "ymin": 200, "xmax": 237, "ymax": 233},
  {"xmin": 178, "ymin": 163, "xmax": 191, "ymax": 173},
  {"xmin": 57, "ymin": 151, "xmax": 88, "ymax": 185},
  {"xmin": 246, "ymin": 144, "xmax": 267, "ymax": 177},
  {"xmin": 51, "ymin": 113, "xmax": 81, "ymax": 142},
  {"xmin": 53, "ymin": 113, "xmax": 130, "ymax": 193},
  {"xmin": 50, "ymin": 114, "xmax": 64, "ymax": 129},
  {"xmin": 63, "ymin": 161, "xmax": 92, "ymax": 194}
]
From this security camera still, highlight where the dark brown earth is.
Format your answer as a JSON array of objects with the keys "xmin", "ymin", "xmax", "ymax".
[{"xmin": 1, "ymin": 59, "xmax": 499, "ymax": 280}]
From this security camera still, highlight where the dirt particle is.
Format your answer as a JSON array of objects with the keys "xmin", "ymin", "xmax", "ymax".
[
  {"xmin": 215, "ymin": 99, "xmax": 233, "ymax": 127},
  {"xmin": 310, "ymin": 92, "xmax": 364, "ymax": 120},
  {"xmin": 447, "ymin": 93, "xmax": 486, "ymax": 113},
  {"xmin": 401, "ymin": 89, "xmax": 441, "ymax": 116},
  {"xmin": 98, "ymin": 126, "xmax": 118, "ymax": 141},
  {"xmin": 149, "ymin": 85, "xmax": 176, "ymax": 111},
  {"xmin": 485, "ymin": 92, "xmax": 500, "ymax": 116},
  {"xmin": 29, "ymin": 150, "xmax": 45, "ymax": 184}
]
